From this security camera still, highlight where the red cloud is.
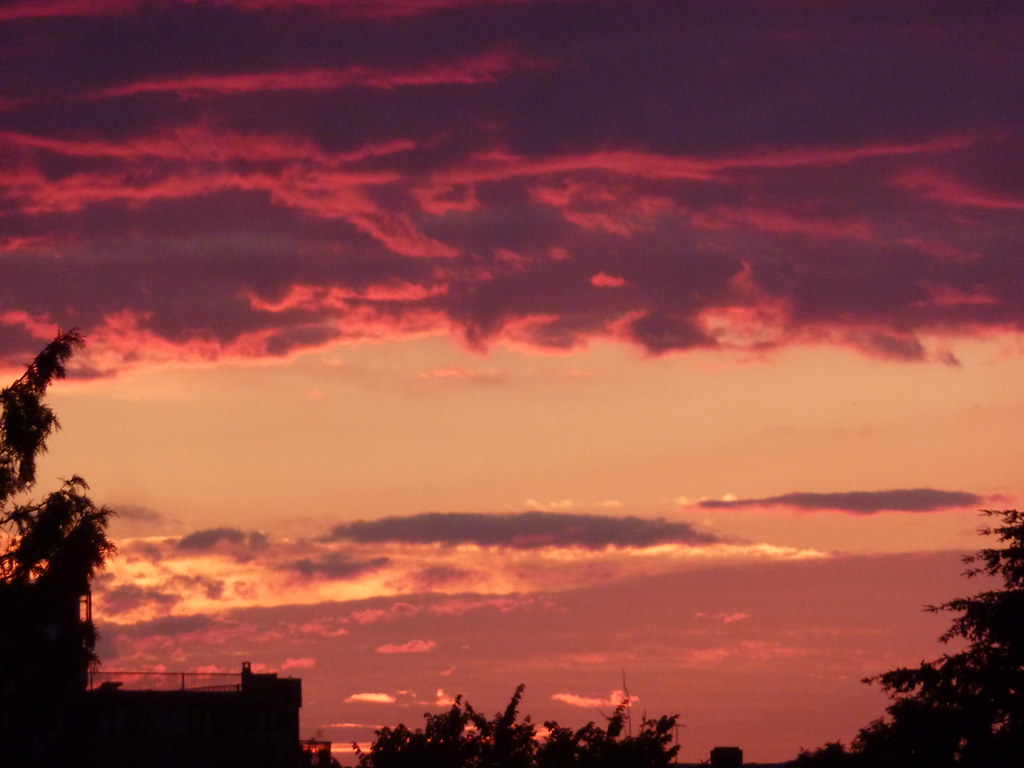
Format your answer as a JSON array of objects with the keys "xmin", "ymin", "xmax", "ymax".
[
  {"xmin": 590, "ymin": 273, "xmax": 629, "ymax": 288},
  {"xmin": 892, "ymin": 169, "xmax": 1024, "ymax": 211},
  {"xmin": 0, "ymin": 0, "xmax": 140, "ymax": 20},
  {"xmin": 92, "ymin": 51, "xmax": 548, "ymax": 99}
]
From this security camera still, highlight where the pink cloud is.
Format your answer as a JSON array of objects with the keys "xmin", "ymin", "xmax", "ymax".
[
  {"xmin": 0, "ymin": 236, "xmax": 53, "ymax": 253},
  {"xmin": 0, "ymin": 310, "xmax": 61, "ymax": 344},
  {"xmin": 351, "ymin": 603, "xmax": 420, "ymax": 624},
  {"xmin": 428, "ymin": 596, "xmax": 536, "ymax": 616},
  {"xmin": 375, "ymin": 639, "xmax": 437, "ymax": 654},
  {"xmin": 691, "ymin": 206, "xmax": 873, "ymax": 241},
  {"xmin": 282, "ymin": 656, "xmax": 317, "ymax": 670},
  {"xmin": 695, "ymin": 612, "xmax": 751, "ymax": 624},
  {"xmin": 0, "ymin": 0, "xmax": 139, "ymax": 20},
  {"xmin": 529, "ymin": 180, "xmax": 673, "ymax": 235},
  {"xmin": 295, "ymin": 618, "xmax": 350, "ymax": 638},
  {"xmin": 892, "ymin": 169, "xmax": 1024, "ymax": 210},
  {"xmin": 347, "ymin": 212, "xmax": 460, "ymax": 259},
  {"xmin": 246, "ymin": 282, "xmax": 448, "ymax": 313},
  {"xmin": 350, "ymin": 609, "xmax": 392, "ymax": 625},
  {"xmin": 590, "ymin": 273, "xmax": 629, "ymax": 288},
  {"xmin": 911, "ymin": 284, "xmax": 999, "ymax": 309},
  {"xmin": 436, "ymin": 136, "xmax": 973, "ymax": 192},
  {"xmin": 0, "ymin": 126, "xmax": 414, "ymax": 165}
]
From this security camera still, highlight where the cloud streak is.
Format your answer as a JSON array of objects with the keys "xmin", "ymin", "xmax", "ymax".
[
  {"xmin": 697, "ymin": 489, "xmax": 983, "ymax": 514},
  {"xmin": 177, "ymin": 528, "xmax": 268, "ymax": 551},
  {"xmin": 323, "ymin": 511, "xmax": 717, "ymax": 549}
]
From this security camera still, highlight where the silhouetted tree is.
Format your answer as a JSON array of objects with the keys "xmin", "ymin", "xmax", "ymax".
[
  {"xmin": 538, "ymin": 699, "xmax": 678, "ymax": 768},
  {"xmin": 355, "ymin": 687, "xmax": 678, "ymax": 768},
  {"xmin": 790, "ymin": 509, "xmax": 1024, "ymax": 768},
  {"xmin": 0, "ymin": 331, "xmax": 116, "ymax": 766},
  {"xmin": 849, "ymin": 508, "xmax": 1024, "ymax": 768},
  {"xmin": 787, "ymin": 741, "xmax": 855, "ymax": 768}
]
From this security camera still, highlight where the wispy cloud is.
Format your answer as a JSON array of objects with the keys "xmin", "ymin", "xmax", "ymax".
[
  {"xmin": 177, "ymin": 528, "xmax": 268, "ymax": 551},
  {"xmin": 92, "ymin": 52, "xmax": 548, "ymax": 99},
  {"xmin": 281, "ymin": 656, "xmax": 317, "ymax": 670},
  {"xmin": 376, "ymin": 639, "xmax": 437, "ymax": 654},
  {"xmin": 551, "ymin": 689, "xmax": 635, "ymax": 709},
  {"xmin": 323, "ymin": 511, "xmax": 717, "ymax": 549},
  {"xmin": 279, "ymin": 553, "xmax": 390, "ymax": 580},
  {"xmin": 696, "ymin": 488, "xmax": 983, "ymax": 514}
]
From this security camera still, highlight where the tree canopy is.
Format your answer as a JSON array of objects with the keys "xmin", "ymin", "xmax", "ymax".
[
  {"xmin": 1, "ymin": 329, "xmax": 115, "ymax": 594},
  {"xmin": 791, "ymin": 508, "xmax": 1024, "ymax": 768},
  {"xmin": 0, "ymin": 331, "xmax": 116, "ymax": 766},
  {"xmin": 355, "ymin": 685, "xmax": 679, "ymax": 768}
]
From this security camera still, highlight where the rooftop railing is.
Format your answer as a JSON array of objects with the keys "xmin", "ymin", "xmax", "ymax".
[{"xmin": 87, "ymin": 670, "xmax": 241, "ymax": 693}]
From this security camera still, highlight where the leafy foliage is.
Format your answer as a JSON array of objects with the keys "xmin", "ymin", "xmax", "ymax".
[
  {"xmin": 0, "ymin": 332, "xmax": 115, "ymax": 695},
  {"xmin": 0, "ymin": 329, "xmax": 83, "ymax": 502},
  {"xmin": 1, "ymin": 330, "xmax": 115, "ymax": 594},
  {"xmin": 355, "ymin": 686, "xmax": 679, "ymax": 768}
]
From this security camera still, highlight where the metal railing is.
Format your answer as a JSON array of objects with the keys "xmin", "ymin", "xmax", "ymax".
[{"xmin": 88, "ymin": 670, "xmax": 241, "ymax": 693}]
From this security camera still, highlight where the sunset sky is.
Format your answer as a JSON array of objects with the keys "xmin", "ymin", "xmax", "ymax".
[{"xmin": 2, "ymin": 0, "xmax": 1023, "ymax": 762}]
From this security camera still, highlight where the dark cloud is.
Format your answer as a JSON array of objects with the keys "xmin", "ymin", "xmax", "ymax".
[
  {"xmin": 119, "ymin": 539, "xmax": 166, "ymax": 563},
  {"xmin": 323, "ymin": 511, "xmax": 716, "ymax": 549},
  {"xmin": 99, "ymin": 584, "xmax": 182, "ymax": 616},
  {"xmin": 167, "ymin": 574, "xmax": 227, "ymax": 600},
  {"xmin": 176, "ymin": 527, "xmax": 268, "ymax": 551},
  {"xmin": 698, "ymin": 488, "xmax": 983, "ymax": 514},
  {"xmin": 115, "ymin": 505, "xmax": 162, "ymax": 523},
  {"xmin": 280, "ymin": 553, "xmax": 390, "ymax": 580},
  {"xmin": 96, "ymin": 576, "xmax": 226, "ymax": 615},
  {"xmin": 410, "ymin": 566, "xmax": 473, "ymax": 589},
  {"xmin": 1, "ymin": 1, "xmax": 1022, "ymax": 370},
  {"xmin": 107, "ymin": 614, "xmax": 216, "ymax": 636}
]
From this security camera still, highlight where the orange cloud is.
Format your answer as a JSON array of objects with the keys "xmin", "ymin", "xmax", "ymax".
[
  {"xmin": 551, "ymin": 689, "xmax": 636, "ymax": 709},
  {"xmin": 345, "ymin": 692, "xmax": 397, "ymax": 704}
]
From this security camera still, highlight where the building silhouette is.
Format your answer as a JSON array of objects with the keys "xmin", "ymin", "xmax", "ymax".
[
  {"xmin": 1, "ymin": 581, "xmax": 321, "ymax": 767},
  {"xmin": 710, "ymin": 746, "xmax": 744, "ymax": 768},
  {"xmin": 76, "ymin": 661, "xmax": 307, "ymax": 768}
]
